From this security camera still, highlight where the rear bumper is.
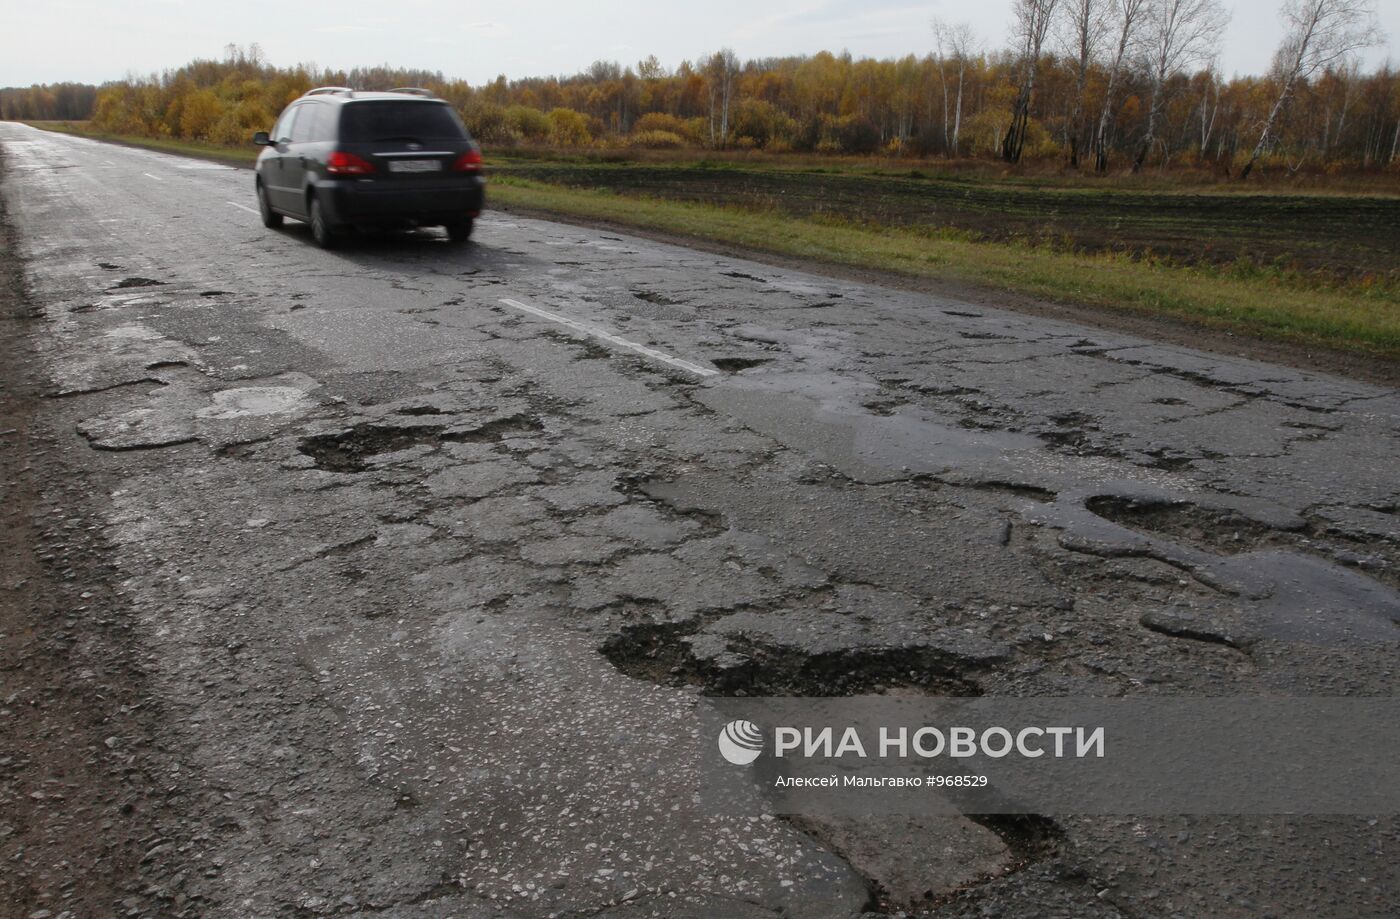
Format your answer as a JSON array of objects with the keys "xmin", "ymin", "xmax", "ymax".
[{"xmin": 318, "ymin": 176, "xmax": 485, "ymax": 227}]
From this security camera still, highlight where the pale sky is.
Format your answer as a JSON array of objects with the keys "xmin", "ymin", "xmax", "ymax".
[{"xmin": 2, "ymin": 0, "xmax": 1395, "ymax": 88}]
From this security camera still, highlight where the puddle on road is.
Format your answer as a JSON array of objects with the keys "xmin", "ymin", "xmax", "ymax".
[
  {"xmin": 704, "ymin": 369, "xmax": 1400, "ymax": 650},
  {"xmin": 699, "ymin": 371, "xmax": 1043, "ymax": 484},
  {"xmin": 1038, "ymin": 488, "xmax": 1400, "ymax": 647}
]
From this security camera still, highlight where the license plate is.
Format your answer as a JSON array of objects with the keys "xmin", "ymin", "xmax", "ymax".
[{"xmin": 387, "ymin": 159, "xmax": 441, "ymax": 173}]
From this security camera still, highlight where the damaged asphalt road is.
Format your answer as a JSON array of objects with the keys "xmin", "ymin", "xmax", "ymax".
[{"xmin": 1, "ymin": 120, "xmax": 1398, "ymax": 918}]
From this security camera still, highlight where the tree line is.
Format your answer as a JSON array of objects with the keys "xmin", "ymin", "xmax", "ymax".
[
  {"xmin": 0, "ymin": 82, "xmax": 98, "ymax": 121},
  {"xmin": 2, "ymin": 1, "xmax": 1395, "ymax": 177}
]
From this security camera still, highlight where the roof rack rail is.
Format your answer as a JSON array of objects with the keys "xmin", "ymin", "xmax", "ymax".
[
  {"xmin": 304, "ymin": 86, "xmax": 354, "ymax": 97},
  {"xmin": 389, "ymin": 87, "xmax": 438, "ymax": 98}
]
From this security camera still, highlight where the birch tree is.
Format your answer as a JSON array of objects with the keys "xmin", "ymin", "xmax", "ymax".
[
  {"xmin": 1002, "ymin": 0, "xmax": 1060, "ymax": 163},
  {"xmin": 1239, "ymin": 0, "xmax": 1381, "ymax": 178},
  {"xmin": 932, "ymin": 19, "xmax": 977, "ymax": 155},
  {"xmin": 704, "ymin": 49, "xmax": 740, "ymax": 147},
  {"xmin": 1196, "ymin": 66, "xmax": 1220, "ymax": 156},
  {"xmin": 1093, "ymin": 0, "xmax": 1149, "ymax": 172},
  {"xmin": 1057, "ymin": 0, "xmax": 1109, "ymax": 166},
  {"xmin": 1132, "ymin": 0, "xmax": 1229, "ymax": 172}
]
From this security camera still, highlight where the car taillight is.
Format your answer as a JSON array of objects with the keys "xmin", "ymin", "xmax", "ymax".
[
  {"xmin": 452, "ymin": 147, "xmax": 483, "ymax": 172},
  {"xmin": 327, "ymin": 151, "xmax": 375, "ymax": 175}
]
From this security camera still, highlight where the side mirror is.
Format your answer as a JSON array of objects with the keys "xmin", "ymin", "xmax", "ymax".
[{"xmin": 252, "ymin": 131, "xmax": 271, "ymax": 146}]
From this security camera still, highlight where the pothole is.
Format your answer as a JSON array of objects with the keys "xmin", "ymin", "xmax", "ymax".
[
  {"xmin": 710, "ymin": 357, "xmax": 771, "ymax": 372},
  {"xmin": 600, "ymin": 619, "xmax": 985, "ymax": 697},
  {"xmin": 541, "ymin": 329, "xmax": 612, "ymax": 361},
  {"xmin": 1139, "ymin": 608, "xmax": 1251, "ymax": 648},
  {"xmin": 861, "ymin": 398, "xmax": 907, "ymax": 416},
  {"xmin": 631, "ymin": 288, "xmax": 683, "ymax": 306},
  {"xmin": 1085, "ymin": 495, "xmax": 1288, "ymax": 555},
  {"xmin": 1085, "ymin": 493, "xmax": 1400, "ymax": 598},
  {"xmin": 966, "ymin": 481, "xmax": 1058, "ymax": 502},
  {"xmin": 297, "ymin": 413, "xmax": 543, "ymax": 472},
  {"xmin": 1141, "ymin": 446, "xmax": 1215, "ymax": 471},
  {"xmin": 299, "ymin": 425, "xmax": 437, "ymax": 472},
  {"xmin": 966, "ymin": 813, "xmax": 1065, "ymax": 867},
  {"xmin": 109, "ymin": 277, "xmax": 165, "ymax": 290}
]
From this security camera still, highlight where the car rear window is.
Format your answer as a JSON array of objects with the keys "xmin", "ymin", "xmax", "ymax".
[{"xmin": 338, "ymin": 101, "xmax": 469, "ymax": 142}]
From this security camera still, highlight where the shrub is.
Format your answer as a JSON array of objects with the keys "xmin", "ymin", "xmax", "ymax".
[
  {"xmin": 633, "ymin": 112, "xmax": 689, "ymax": 135},
  {"xmin": 547, "ymin": 107, "xmax": 591, "ymax": 146},
  {"xmin": 730, "ymin": 99, "xmax": 795, "ymax": 149},
  {"xmin": 209, "ymin": 99, "xmax": 271, "ymax": 146},
  {"xmin": 179, "ymin": 89, "xmax": 222, "ymax": 140},
  {"xmin": 907, "ymin": 126, "xmax": 948, "ymax": 157},
  {"xmin": 505, "ymin": 104, "xmax": 550, "ymax": 142},
  {"xmin": 791, "ymin": 116, "xmax": 822, "ymax": 152},
  {"xmin": 462, "ymin": 103, "xmax": 517, "ymax": 145},
  {"xmin": 961, "ymin": 109, "xmax": 1008, "ymax": 157},
  {"xmin": 629, "ymin": 129, "xmax": 686, "ymax": 149},
  {"xmin": 828, "ymin": 114, "xmax": 881, "ymax": 154}
]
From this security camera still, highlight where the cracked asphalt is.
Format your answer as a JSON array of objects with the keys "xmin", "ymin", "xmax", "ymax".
[{"xmin": 2, "ymin": 121, "xmax": 1398, "ymax": 918}]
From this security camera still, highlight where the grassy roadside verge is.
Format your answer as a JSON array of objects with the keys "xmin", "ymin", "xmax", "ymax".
[
  {"xmin": 21, "ymin": 120, "xmax": 257, "ymax": 166},
  {"xmin": 491, "ymin": 177, "xmax": 1400, "ymax": 361}
]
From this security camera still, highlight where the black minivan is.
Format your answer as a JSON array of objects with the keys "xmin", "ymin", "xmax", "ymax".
[{"xmin": 253, "ymin": 88, "xmax": 484, "ymax": 248}]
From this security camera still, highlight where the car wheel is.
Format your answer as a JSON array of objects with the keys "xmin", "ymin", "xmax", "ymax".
[
  {"xmin": 444, "ymin": 219, "xmax": 474, "ymax": 243},
  {"xmin": 309, "ymin": 197, "xmax": 338, "ymax": 250},
  {"xmin": 256, "ymin": 181, "xmax": 282, "ymax": 228}
]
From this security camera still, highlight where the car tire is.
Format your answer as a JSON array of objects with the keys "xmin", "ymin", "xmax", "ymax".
[
  {"xmin": 256, "ymin": 181, "xmax": 282, "ymax": 228},
  {"xmin": 445, "ymin": 219, "xmax": 474, "ymax": 243},
  {"xmin": 309, "ymin": 197, "xmax": 338, "ymax": 250}
]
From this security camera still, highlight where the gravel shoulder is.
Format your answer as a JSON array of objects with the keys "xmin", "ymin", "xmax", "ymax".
[{"xmin": 0, "ymin": 157, "xmax": 172, "ymax": 919}]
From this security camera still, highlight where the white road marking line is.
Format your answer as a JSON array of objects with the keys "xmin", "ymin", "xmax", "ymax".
[
  {"xmin": 226, "ymin": 201, "xmax": 260, "ymax": 215},
  {"xmin": 142, "ymin": 172, "xmax": 163, "ymax": 181},
  {"xmin": 498, "ymin": 297, "xmax": 717, "ymax": 377}
]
